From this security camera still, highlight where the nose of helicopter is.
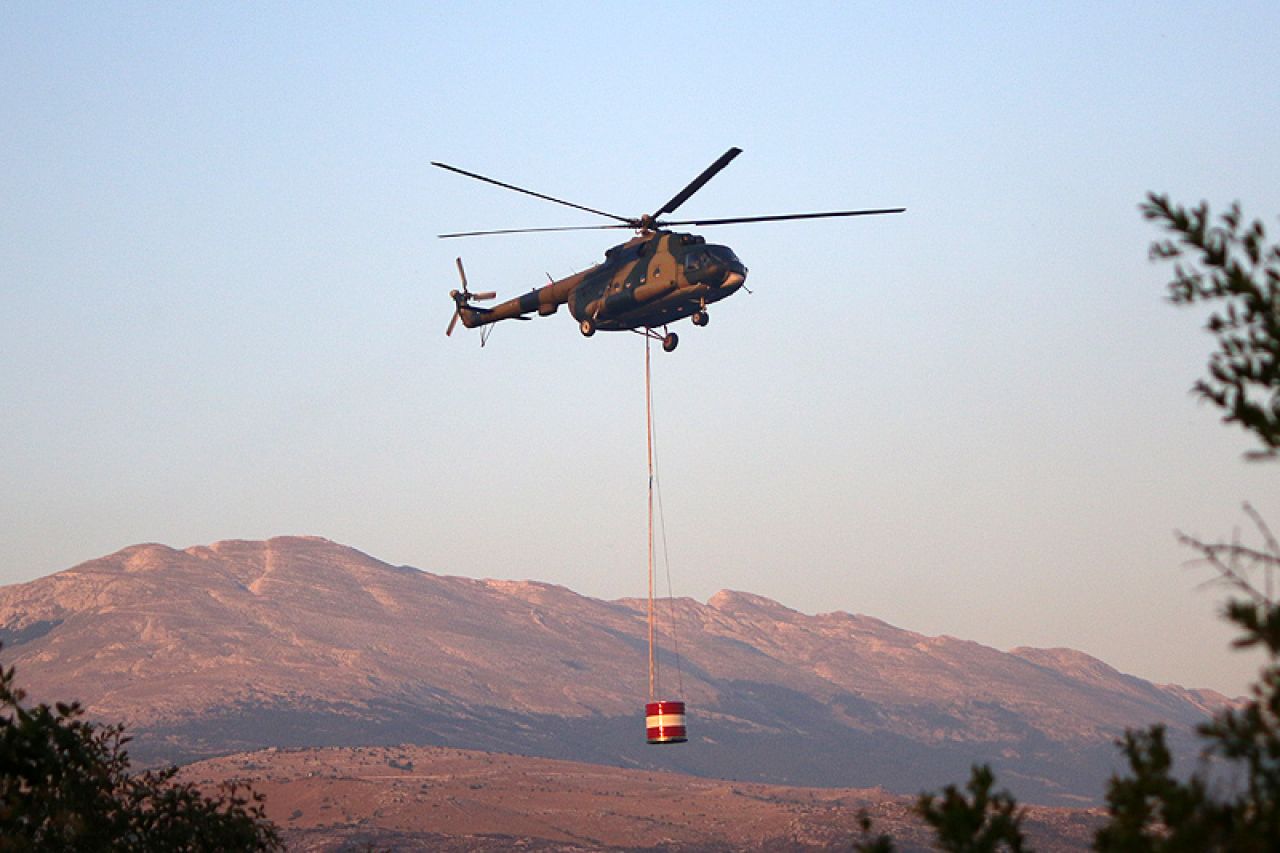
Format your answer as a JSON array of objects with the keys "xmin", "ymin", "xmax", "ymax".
[{"xmin": 706, "ymin": 245, "xmax": 747, "ymax": 289}]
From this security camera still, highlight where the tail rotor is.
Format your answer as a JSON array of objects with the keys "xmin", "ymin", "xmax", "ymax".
[{"xmin": 447, "ymin": 257, "xmax": 496, "ymax": 336}]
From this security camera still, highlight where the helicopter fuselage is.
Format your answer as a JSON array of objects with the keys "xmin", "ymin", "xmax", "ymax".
[
  {"xmin": 457, "ymin": 230, "xmax": 747, "ymax": 335},
  {"xmin": 570, "ymin": 231, "xmax": 747, "ymax": 330}
]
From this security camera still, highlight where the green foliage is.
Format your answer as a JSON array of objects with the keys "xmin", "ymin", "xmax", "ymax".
[
  {"xmin": 1094, "ymin": 581, "xmax": 1280, "ymax": 850},
  {"xmin": 1092, "ymin": 198, "xmax": 1280, "ymax": 847},
  {"xmin": 0, "ymin": 649, "xmax": 281, "ymax": 851},
  {"xmin": 916, "ymin": 764, "xmax": 1027, "ymax": 852},
  {"xmin": 860, "ymin": 197, "xmax": 1280, "ymax": 851},
  {"xmin": 853, "ymin": 765, "xmax": 1027, "ymax": 853},
  {"xmin": 1094, "ymin": 724, "xmax": 1219, "ymax": 850},
  {"xmin": 861, "ymin": 541, "xmax": 1280, "ymax": 853},
  {"xmin": 1142, "ymin": 194, "xmax": 1280, "ymax": 459},
  {"xmin": 852, "ymin": 810, "xmax": 897, "ymax": 852}
]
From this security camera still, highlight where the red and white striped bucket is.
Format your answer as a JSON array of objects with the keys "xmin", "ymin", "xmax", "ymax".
[{"xmin": 645, "ymin": 700, "xmax": 687, "ymax": 744}]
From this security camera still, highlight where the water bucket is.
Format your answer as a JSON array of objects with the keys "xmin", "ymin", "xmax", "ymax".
[{"xmin": 645, "ymin": 700, "xmax": 687, "ymax": 744}]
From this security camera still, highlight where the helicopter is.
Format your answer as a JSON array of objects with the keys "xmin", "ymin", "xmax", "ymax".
[{"xmin": 436, "ymin": 147, "xmax": 903, "ymax": 352}]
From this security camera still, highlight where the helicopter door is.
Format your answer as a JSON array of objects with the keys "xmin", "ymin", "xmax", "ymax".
[{"xmin": 603, "ymin": 262, "xmax": 645, "ymax": 317}]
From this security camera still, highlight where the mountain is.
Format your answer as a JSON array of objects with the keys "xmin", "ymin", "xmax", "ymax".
[{"xmin": 0, "ymin": 536, "xmax": 1228, "ymax": 806}]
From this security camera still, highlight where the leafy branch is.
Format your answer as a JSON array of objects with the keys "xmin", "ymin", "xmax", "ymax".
[{"xmin": 1142, "ymin": 194, "xmax": 1280, "ymax": 459}]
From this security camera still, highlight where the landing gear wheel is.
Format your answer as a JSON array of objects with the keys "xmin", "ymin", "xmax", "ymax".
[
  {"xmin": 662, "ymin": 332, "xmax": 679, "ymax": 352},
  {"xmin": 691, "ymin": 311, "xmax": 708, "ymax": 327},
  {"xmin": 579, "ymin": 318, "xmax": 596, "ymax": 337}
]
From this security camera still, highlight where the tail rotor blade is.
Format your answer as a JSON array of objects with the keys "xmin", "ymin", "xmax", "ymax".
[
  {"xmin": 446, "ymin": 259, "xmax": 494, "ymax": 336},
  {"xmin": 455, "ymin": 257, "xmax": 469, "ymax": 293}
]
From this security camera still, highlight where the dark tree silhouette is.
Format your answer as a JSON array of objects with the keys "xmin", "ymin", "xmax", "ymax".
[
  {"xmin": 1094, "ymin": 508, "xmax": 1280, "ymax": 851},
  {"xmin": 858, "ymin": 197, "xmax": 1280, "ymax": 851},
  {"xmin": 916, "ymin": 764, "xmax": 1027, "ymax": 852},
  {"xmin": 1142, "ymin": 194, "xmax": 1280, "ymax": 459},
  {"xmin": 0, "ymin": 646, "xmax": 281, "ymax": 851}
]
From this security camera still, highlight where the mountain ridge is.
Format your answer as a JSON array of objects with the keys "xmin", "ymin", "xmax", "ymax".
[{"xmin": 0, "ymin": 535, "xmax": 1230, "ymax": 805}]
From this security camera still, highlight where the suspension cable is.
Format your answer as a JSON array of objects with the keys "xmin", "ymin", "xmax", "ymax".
[
  {"xmin": 645, "ymin": 335, "xmax": 685, "ymax": 701},
  {"xmin": 651, "ymin": 385, "xmax": 686, "ymax": 698},
  {"xmin": 646, "ymin": 336, "xmax": 657, "ymax": 700}
]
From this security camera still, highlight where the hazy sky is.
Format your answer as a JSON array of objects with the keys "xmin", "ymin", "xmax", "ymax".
[{"xmin": 3, "ymin": 3, "xmax": 1279, "ymax": 696}]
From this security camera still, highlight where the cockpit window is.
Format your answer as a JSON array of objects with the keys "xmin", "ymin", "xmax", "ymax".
[
  {"xmin": 708, "ymin": 246, "xmax": 741, "ymax": 266},
  {"xmin": 685, "ymin": 247, "xmax": 741, "ymax": 271},
  {"xmin": 684, "ymin": 251, "xmax": 710, "ymax": 272}
]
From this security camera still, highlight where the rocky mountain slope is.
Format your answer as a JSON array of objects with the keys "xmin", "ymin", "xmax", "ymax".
[{"xmin": 0, "ymin": 536, "xmax": 1227, "ymax": 806}]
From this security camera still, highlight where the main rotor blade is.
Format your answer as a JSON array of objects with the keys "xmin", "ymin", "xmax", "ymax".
[
  {"xmin": 432, "ymin": 161, "xmax": 632, "ymax": 225},
  {"xmin": 438, "ymin": 223, "xmax": 635, "ymax": 238},
  {"xmin": 654, "ymin": 147, "xmax": 743, "ymax": 218},
  {"xmin": 660, "ymin": 207, "xmax": 906, "ymax": 227}
]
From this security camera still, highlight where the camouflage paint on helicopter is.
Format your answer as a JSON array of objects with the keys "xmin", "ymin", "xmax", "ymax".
[
  {"xmin": 438, "ymin": 148, "xmax": 900, "ymax": 352},
  {"xmin": 453, "ymin": 231, "xmax": 746, "ymax": 350}
]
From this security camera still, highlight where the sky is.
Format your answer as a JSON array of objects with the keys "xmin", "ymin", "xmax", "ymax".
[{"xmin": 3, "ymin": 2, "xmax": 1279, "ymax": 696}]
